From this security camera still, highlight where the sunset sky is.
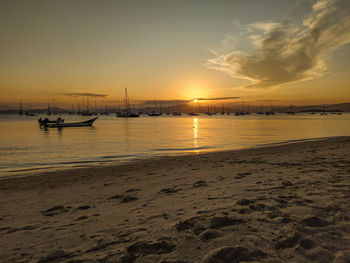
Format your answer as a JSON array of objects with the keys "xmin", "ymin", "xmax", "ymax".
[{"xmin": 0, "ymin": 0, "xmax": 349, "ymax": 108}]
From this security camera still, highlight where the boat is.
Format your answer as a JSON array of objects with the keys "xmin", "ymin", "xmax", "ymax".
[
  {"xmin": 40, "ymin": 117, "xmax": 98, "ymax": 128},
  {"xmin": 25, "ymin": 111, "xmax": 37, "ymax": 116},
  {"xmin": 320, "ymin": 104, "xmax": 327, "ymax": 115},
  {"xmin": 286, "ymin": 105, "xmax": 295, "ymax": 115},
  {"xmin": 117, "ymin": 111, "xmax": 139, "ymax": 117},
  {"xmin": 116, "ymin": 87, "xmax": 139, "ymax": 118},
  {"xmin": 38, "ymin": 118, "xmax": 59, "ymax": 126},
  {"xmin": 81, "ymin": 111, "xmax": 93, "ymax": 116},
  {"xmin": 257, "ymin": 105, "xmax": 264, "ymax": 114},
  {"xmin": 18, "ymin": 101, "xmax": 23, "ymax": 115},
  {"xmin": 100, "ymin": 105, "xmax": 110, "ymax": 115},
  {"xmin": 205, "ymin": 105, "xmax": 213, "ymax": 115},
  {"xmin": 148, "ymin": 111, "xmax": 161, "ymax": 116}
]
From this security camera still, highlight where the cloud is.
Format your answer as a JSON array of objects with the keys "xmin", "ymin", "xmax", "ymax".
[
  {"xmin": 248, "ymin": 22, "xmax": 281, "ymax": 34},
  {"xmin": 206, "ymin": 0, "xmax": 350, "ymax": 89},
  {"xmin": 64, "ymin": 92, "xmax": 108, "ymax": 97},
  {"xmin": 142, "ymin": 97, "xmax": 239, "ymax": 105},
  {"xmin": 195, "ymin": 97, "xmax": 239, "ymax": 101},
  {"xmin": 143, "ymin": 100, "xmax": 189, "ymax": 105}
]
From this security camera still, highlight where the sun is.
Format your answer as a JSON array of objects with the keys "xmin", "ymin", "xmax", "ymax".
[{"xmin": 181, "ymin": 83, "xmax": 210, "ymax": 100}]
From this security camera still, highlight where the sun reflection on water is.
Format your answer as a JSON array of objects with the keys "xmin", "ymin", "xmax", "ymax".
[{"xmin": 193, "ymin": 117, "xmax": 199, "ymax": 150}]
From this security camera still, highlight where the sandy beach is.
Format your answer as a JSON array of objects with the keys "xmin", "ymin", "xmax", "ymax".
[{"xmin": 0, "ymin": 136, "xmax": 350, "ymax": 262}]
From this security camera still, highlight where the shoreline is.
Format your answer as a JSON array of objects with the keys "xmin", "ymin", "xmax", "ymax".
[
  {"xmin": 0, "ymin": 136, "xmax": 349, "ymax": 262},
  {"xmin": 1, "ymin": 135, "xmax": 347, "ymax": 180}
]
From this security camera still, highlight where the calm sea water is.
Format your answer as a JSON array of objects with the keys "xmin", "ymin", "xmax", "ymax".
[{"xmin": 0, "ymin": 113, "xmax": 349, "ymax": 176}]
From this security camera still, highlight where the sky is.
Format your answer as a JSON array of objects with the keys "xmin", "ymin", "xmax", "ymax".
[{"xmin": 0, "ymin": 0, "xmax": 349, "ymax": 109}]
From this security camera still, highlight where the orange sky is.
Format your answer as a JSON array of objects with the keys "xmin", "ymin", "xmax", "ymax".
[{"xmin": 1, "ymin": 0, "xmax": 349, "ymax": 109}]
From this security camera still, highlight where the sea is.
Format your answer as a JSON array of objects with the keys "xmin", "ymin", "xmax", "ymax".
[{"xmin": 0, "ymin": 113, "xmax": 349, "ymax": 176}]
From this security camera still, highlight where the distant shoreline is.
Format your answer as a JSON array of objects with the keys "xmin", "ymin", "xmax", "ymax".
[{"xmin": 1, "ymin": 102, "xmax": 350, "ymax": 114}]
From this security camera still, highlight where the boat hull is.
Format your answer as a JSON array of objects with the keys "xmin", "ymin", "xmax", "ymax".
[{"xmin": 43, "ymin": 117, "xmax": 98, "ymax": 128}]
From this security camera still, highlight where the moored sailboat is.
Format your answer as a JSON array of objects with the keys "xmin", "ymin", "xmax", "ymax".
[{"xmin": 116, "ymin": 87, "xmax": 139, "ymax": 118}]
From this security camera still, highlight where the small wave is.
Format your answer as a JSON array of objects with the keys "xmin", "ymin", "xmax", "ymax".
[
  {"xmin": 6, "ymin": 166, "xmax": 58, "ymax": 173},
  {"xmin": 99, "ymin": 154, "xmax": 136, "ymax": 159},
  {"xmin": 152, "ymin": 146, "xmax": 214, "ymax": 152}
]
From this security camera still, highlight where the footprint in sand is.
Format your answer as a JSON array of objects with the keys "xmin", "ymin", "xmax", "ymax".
[
  {"xmin": 176, "ymin": 216, "xmax": 206, "ymax": 235},
  {"xmin": 107, "ymin": 194, "xmax": 138, "ymax": 203},
  {"xmin": 127, "ymin": 240, "xmax": 176, "ymax": 254},
  {"xmin": 202, "ymin": 246, "xmax": 266, "ymax": 263},
  {"xmin": 300, "ymin": 216, "xmax": 331, "ymax": 227},
  {"xmin": 118, "ymin": 240, "xmax": 176, "ymax": 262},
  {"xmin": 192, "ymin": 180, "xmax": 208, "ymax": 188},
  {"xmin": 158, "ymin": 187, "xmax": 179, "ymax": 194},
  {"xmin": 74, "ymin": 205, "xmax": 91, "ymax": 211},
  {"xmin": 41, "ymin": 205, "xmax": 69, "ymax": 216},
  {"xmin": 75, "ymin": 216, "xmax": 89, "ymax": 221},
  {"xmin": 234, "ymin": 172, "xmax": 251, "ymax": 179},
  {"xmin": 199, "ymin": 229, "xmax": 225, "ymax": 241},
  {"xmin": 299, "ymin": 238, "xmax": 316, "ymax": 250},
  {"xmin": 275, "ymin": 233, "xmax": 301, "ymax": 250},
  {"xmin": 38, "ymin": 249, "xmax": 71, "ymax": 263},
  {"xmin": 210, "ymin": 216, "xmax": 244, "ymax": 228}
]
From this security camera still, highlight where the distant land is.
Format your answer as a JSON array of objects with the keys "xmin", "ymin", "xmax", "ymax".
[{"xmin": 1, "ymin": 103, "xmax": 349, "ymax": 114}]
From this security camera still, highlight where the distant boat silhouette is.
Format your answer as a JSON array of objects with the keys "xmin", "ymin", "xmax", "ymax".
[
  {"xmin": 148, "ymin": 100, "xmax": 161, "ymax": 116},
  {"xmin": 47, "ymin": 102, "xmax": 52, "ymax": 116},
  {"xmin": 18, "ymin": 101, "xmax": 23, "ymax": 115},
  {"xmin": 286, "ymin": 105, "xmax": 295, "ymax": 115},
  {"xmin": 257, "ymin": 104, "xmax": 264, "ymax": 114},
  {"xmin": 25, "ymin": 105, "xmax": 37, "ymax": 116},
  {"xmin": 320, "ymin": 104, "xmax": 328, "ymax": 115},
  {"xmin": 205, "ymin": 105, "xmax": 213, "ymax": 115},
  {"xmin": 100, "ymin": 104, "xmax": 110, "ymax": 115},
  {"xmin": 81, "ymin": 111, "xmax": 93, "ymax": 116},
  {"xmin": 25, "ymin": 111, "xmax": 36, "ymax": 116},
  {"xmin": 172, "ymin": 103, "xmax": 182, "ymax": 115},
  {"xmin": 116, "ymin": 87, "xmax": 139, "ymax": 118}
]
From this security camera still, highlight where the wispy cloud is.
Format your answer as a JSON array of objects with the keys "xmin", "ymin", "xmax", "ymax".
[
  {"xmin": 142, "ymin": 97, "xmax": 239, "ymax": 105},
  {"xmin": 64, "ymin": 92, "xmax": 108, "ymax": 98},
  {"xmin": 143, "ymin": 100, "xmax": 189, "ymax": 105},
  {"xmin": 195, "ymin": 97, "xmax": 239, "ymax": 101},
  {"xmin": 206, "ymin": 0, "xmax": 350, "ymax": 89}
]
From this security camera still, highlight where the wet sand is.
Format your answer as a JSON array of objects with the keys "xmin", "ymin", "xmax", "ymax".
[{"xmin": 0, "ymin": 136, "xmax": 350, "ymax": 262}]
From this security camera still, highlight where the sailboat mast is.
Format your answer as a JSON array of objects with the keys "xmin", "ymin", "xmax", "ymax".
[
  {"xmin": 19, "ymin": 101, "xmax": 23, "ymax": 115},
  {"xmin": 125, "ymin": 87, "xmax": 129, "ymax": 112}
]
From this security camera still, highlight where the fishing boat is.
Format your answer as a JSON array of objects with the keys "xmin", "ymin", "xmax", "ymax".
[
  {"xmin": 39, "ymin": 117, "xmax": 98, "ymax": 128},
  {"xmin": 38, "ymin": 118, "xmax": 58, "ymax": 125}
]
